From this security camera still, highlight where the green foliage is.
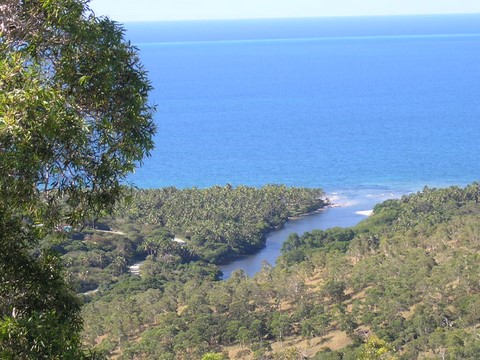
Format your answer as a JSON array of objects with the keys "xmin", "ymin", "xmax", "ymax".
[
  {"xmin": 358, "ymin": 336, "xmax": 395, "ymax": 360},
  {"xmin": 81, "ymin": 184, "xmax": 480, "ymax": 359},
  {"xmin": 113, "ymin": 185, "xmax": 327, "ymax": 263},
  {"xmin": 201, "ymin": 353, "xmax": 228, "ymax": 360},
  {"xmin": 280, "ymin": 227, "xmax": 355, "ymax": 266},
  {"xmin": 0, "ymin": 212, "xmax": 86, "ymax": 358},
  {"xmin": 1, "ymin": 1, "xmax": 155, "ymax": 229},
  {"xmin": 49, "ymin": 185, "xmax": 326, "ymax": 293},
  {"xmin": 1, "ymin": 0, "xmax": 155, "ymax": 356}
]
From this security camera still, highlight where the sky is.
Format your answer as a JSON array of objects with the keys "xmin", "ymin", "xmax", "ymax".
[{"xmin": 89, "ymin": 0, "xmax": 480, "ymax": 22}]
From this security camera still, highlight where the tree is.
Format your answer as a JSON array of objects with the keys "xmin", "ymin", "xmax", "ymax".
[
  {"xmin": 269, "ymin": 313, "xmax": 292, "ymax": 342},
  {"xmin": 358, "ymin": 335, "xmax": 395, "ymax": 360},
  {"xmin": 201, "ymin": 353, "xmax": 227, "ymax": 360},
  {"xmin": 0, "ymin": 0, "xmax": 155, "ymax": 357}
]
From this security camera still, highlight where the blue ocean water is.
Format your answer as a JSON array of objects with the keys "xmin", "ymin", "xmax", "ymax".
[{"xmin": 125, "ymin": 14, "xmax": 480, "ymax": 196}]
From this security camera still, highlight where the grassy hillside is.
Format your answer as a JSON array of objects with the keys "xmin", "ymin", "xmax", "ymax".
[{"xmin": 81, "ymin": 184, "xmax": 480, "ymax": 359}]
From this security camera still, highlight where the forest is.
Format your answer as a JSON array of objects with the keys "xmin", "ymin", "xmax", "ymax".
[
  {"xmin": 52, "ymin": 185, "xmax": 327, "ymax": 294},
  {"xmin": 2, "ymin": 1, "xmax": 479, "ymax": 359},
  {"xmin": 76, "ymin": 183, "xmax": 480, "ymax": 359}
]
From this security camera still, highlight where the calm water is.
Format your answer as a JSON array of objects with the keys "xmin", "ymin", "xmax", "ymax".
[
  {"xmin": 219, "ymin": 187, "xmax": 404, "ymax": 278},
  {"xmin": 124, "ymin": 15, "xmax": 480, "ymax": 276},
  {"xmin": 126, "ymin": 14, "xmax": 480, "ymax": 193}
]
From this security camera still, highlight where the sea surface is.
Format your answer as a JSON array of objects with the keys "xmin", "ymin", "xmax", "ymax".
[
  {"xmin": 124, "ymin": 15, "xmax": 480, "ymax": 276},
  {"xmin": 125, "ymin": 14, "xmax": 480, "ymax": 194}
]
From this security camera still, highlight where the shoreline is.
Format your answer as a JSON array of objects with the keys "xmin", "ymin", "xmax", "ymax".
[
  {"xmin": 286, "ymin": 206, "xmax": 329, "ymax": 220},
  {"xmin": 220, "ymin": 201, "xmax": 332, "ymax": 265},
  {"xmin": 220, "ymin": 189, "xmax": 404, "ymax": 278}
]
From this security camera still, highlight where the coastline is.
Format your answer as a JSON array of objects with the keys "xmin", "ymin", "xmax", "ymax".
[
  {"xmin": 286, "ymin": 204, "xmax": 330, "ymax": 220},
  {"xmin": 220, "ymin": 188, "xmax": 406, "ymax": 278}
]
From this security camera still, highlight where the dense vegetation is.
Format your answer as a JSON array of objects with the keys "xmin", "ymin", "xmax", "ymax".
[
  {"xmin": 114, "ymin": 185, "xmax": 327, "ymax": 262},
  {"xmin": 3, "ymin": 3, "xmax": 479, "ymax": 359},
  {"xmin": 52, "ymin": 185, "xmax": 327, "ymax": 293},
  {"xmin": 0, "ymin": 0, "xmax": 155, "ymax": 357},
  {"xmin": 80, "ymin": 183, "xmax": 480, "ymax": 359}
]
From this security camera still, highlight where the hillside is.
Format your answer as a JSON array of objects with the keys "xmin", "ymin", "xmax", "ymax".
[{"xmin": 81, "ymin": 184, "xmax": 480, "ymax": 359}]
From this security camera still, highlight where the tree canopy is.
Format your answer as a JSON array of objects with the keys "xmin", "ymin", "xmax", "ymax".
[
  {"xmin": 81, "ymin": 184, "xmax": 480, "ymax": 359},
  {"xmin": 0, "ymin": 0, "xmax": 155, "ymax": 357}
]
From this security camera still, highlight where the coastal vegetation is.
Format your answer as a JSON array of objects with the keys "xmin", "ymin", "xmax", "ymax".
[
  {"xmin": 113, "ymin": 185, "xmax": 327, "ymax": 262},
  {"xmin": 53, "ymin": 185, "xmax": 327, "ymax": 293},
  {"xmin": 79, "ymin": 183, "xmax": 480, "ymax": 359}
]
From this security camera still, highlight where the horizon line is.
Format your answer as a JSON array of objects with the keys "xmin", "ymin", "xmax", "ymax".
[{"xmin": 117, "ymin": 12, "xmax": 480, "ymax": 24}]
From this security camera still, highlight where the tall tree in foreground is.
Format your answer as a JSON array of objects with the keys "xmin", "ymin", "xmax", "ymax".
[{"xmin": 0, "ymin": 0, "xmax": 155, "ymax": 357}]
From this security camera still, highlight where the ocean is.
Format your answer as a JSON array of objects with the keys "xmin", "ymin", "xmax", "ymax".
[{"xmin": 124, "ymin": 14, "xmax": 480, "ymax": 196}]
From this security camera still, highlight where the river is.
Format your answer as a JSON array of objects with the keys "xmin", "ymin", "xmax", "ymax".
[{"xmin": 219, "ymin": 187, "xmax": 408, "ymax": 278}]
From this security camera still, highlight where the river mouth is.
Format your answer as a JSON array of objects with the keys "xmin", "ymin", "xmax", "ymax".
[{"xmin": 219, "ymin": 186, "xmax": 409, "ymax": 279}]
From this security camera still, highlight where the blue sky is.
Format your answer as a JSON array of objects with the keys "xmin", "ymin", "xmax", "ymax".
[{"xmin": 90, "ymin": 0, "xmax": 480, "ymax": 22}]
